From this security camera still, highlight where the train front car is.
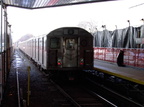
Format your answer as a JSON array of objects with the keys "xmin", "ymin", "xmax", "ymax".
[{"xmin": 47, "ymin": 27, "xmax": 93, "ymax": 79}]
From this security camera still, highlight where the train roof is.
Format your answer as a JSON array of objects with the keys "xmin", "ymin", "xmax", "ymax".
[
  {"xmin": 2, "ymin": 0, "xmax": 115, "ymax": 9},
  {"xmin": 47, "ymin": 27, "xmax": 93, "ymax": 37}
]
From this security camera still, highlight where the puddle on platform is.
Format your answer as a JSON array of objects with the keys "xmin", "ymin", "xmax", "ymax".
[{"xmin": 12, "ymin": 55, "xmax": 23, "ymax": 68}]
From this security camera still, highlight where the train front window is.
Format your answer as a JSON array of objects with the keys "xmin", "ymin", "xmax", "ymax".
[
  {"xmin": 50, "ymin": 38, "xmax": 60, "ymax": 49},
  {"xmin": 66, "ymin": 39, "xmax": 75, "ymax": 50}
]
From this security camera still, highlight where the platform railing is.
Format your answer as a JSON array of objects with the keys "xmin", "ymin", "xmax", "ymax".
[{"xmin": 94, "ymin": 47, "xmax": 144, "ymax": 68}]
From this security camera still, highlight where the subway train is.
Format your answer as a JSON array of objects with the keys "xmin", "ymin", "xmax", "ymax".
[{"xmin": 18, "ymin": 27, "xmax": 94, "ymax": 79}]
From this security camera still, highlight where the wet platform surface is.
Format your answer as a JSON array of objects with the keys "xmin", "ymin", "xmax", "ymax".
[
  {"xmin": 1, "ymin": 50, "xmax": 65, "ymax": 107},
  {"xmin": 94, "ymin": 59, "xmax": 144, "ymax": 85}
]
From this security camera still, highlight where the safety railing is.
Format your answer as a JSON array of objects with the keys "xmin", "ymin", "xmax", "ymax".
[{"xmin": 94, "ymin": 47, "xmax": 144, "ymax": 68}]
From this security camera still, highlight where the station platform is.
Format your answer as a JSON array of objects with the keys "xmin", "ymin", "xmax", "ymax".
[
  {"xmin": 94, "ymin": 59, "xmax": 144, "ymax": 85},
  {"xmin": 1, "ymin": 50, "xmax": 66, "ymax": 107}
]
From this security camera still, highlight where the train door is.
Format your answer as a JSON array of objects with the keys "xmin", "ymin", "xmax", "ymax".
[
  {"xmin": 31, "ymin": 39, "xmax": 34, "ymax": 60},
  {"xmin": 38, "ymin": 38, "xmax": 40, "ymax": 62},
  {"xmin": 43, "ymin": 37, "xmax": 47, "ymax": 69},
  {"xmin": 48, "ymin": 37, "xmax": 60, "ymax": 67},
  {"xmin": 36, "ymin": 38, "xmax": 39, "ymax": 62},
  {"xmin": 42, "ymin": 37, "xmax": 44, "ymax": 65},
  {"xmin": 34, "ymin": 39, "xmax": 36, "ymax": 60},
  {"xmin": 39, "ymin": 38, "xmax": 42, "ymax": 64},
  {"xmin": 63, "ymin": 37, "xmax": 78, "ymax": 67}
]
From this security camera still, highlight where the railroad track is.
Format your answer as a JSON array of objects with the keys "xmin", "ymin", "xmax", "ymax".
[
  {"xmin": 13, "ymin": 50, "xmax": 144, "ymax": 107},
  {"xmin": 15, "ymin": 49, "xmax": 109, "ymax": 107},
  {"xmin": 50, "ymin": 71, "xmax": 144, "ymax": 107},
  {"xmin": 50, "ymin": 79, "xmax": 115, "ymax": 107},
  {"xmin": 84, "ymin": 76, "xmax": 144, "ymax": 107}
]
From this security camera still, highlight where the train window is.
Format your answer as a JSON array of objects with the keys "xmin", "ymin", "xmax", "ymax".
[
  {"xmin": 50, "ymin": 38, "xmax": 60, "ymax": 49},
  {"xmin": 65, "ymin": 39, "xmax": 75, "ymax": 50}
]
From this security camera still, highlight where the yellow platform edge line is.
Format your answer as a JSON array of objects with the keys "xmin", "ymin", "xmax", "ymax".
[{"xmin": 94, "ymin": 67, "xmax": 144, "ymax": 85}]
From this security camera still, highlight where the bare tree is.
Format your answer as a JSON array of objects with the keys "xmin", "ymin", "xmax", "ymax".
[{"xmin": 78, "ymin": 20, "xmax": 97, "ymax": 33}]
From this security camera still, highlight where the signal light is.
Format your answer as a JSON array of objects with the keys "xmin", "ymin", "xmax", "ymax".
[
  {"xmin": 57, "ymin": 62, "xmax": 61, "ymax": 65},
  {"xmin": 80, "ymin": 62, "xmax": 83, "ymax": 65},
  {"xmin": 57, "ymin": 58, "xmax": 62, "ymax": 66}
]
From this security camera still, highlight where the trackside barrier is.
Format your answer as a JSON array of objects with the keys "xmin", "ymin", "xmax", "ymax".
[{"xmin": 94, "ymin": 47, "xmax": 144, "ymax": 68}]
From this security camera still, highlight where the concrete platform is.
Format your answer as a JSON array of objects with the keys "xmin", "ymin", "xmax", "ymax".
[{"xmin": 94, "ymin": 59, "xmax": 144, "ymax": 85}]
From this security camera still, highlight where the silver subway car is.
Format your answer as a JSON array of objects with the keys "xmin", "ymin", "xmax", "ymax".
[
  {"xmin": 47, "ymin": 27, "xmax": 93, "ymax": 71},
  {"xmin": 19, "ymin": 27, "xmax": 93, "ymax": 79}
]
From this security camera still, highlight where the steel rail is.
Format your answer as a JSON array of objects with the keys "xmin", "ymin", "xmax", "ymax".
[
  {"xmin": 50, "ymin": 80, "xmax": 81, "ymax": 107},
  {"xmin": 87, "ymin": 90, "xmax": 117, "ymax": 107},
  {"xmin": 16, "ymin": 68, "xmax": 21, "ymax": 107},
  {"xmin": 86, "ymin": 77, "xmax": 144, "ymax": 107}
]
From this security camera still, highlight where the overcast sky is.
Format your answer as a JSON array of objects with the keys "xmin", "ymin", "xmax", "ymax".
[{"xmin": 7, "ymin": 0, "xmax": 144, "ymax": 42}]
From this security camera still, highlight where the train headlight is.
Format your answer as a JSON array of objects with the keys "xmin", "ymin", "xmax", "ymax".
[{"xmin": 80, "ymin": 58, "xmax": 84, "ymax": 65}]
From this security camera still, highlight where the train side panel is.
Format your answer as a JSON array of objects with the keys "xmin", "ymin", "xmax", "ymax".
[
  {"xmin": 38, "ymin": 37, "xmax": 42, "ymax": 66},
  {"xmin": 43, "ymin": 36, "xmax": 47, "ymax": 69},
  {"xmin": 35, "ymin": 37, "xmax": 39, "ymax": 63},
  {"xmin": 32, "ymin": 38, "xmax": 36, "ymax": 61},
  {"xmin": 38, "ymin": 35, "xmax": 47, "ymax": 70}
]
